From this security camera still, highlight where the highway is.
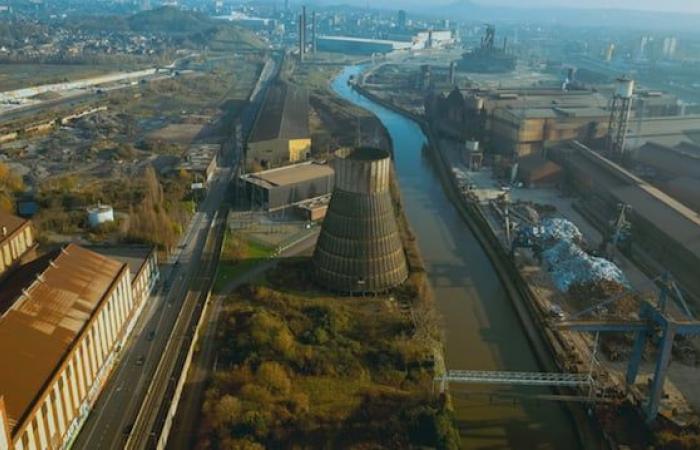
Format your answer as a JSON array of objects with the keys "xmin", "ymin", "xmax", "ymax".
[
  {"xmin": 72, "ymin": 162, "xmax": 233, "ymax": 450},
  {"xmin": 71, "ymin": 55, "xmax": 279, "ymax": 449}
]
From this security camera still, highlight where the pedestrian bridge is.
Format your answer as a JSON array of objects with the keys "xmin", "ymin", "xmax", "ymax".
[{"xmin": 435, "ymin": 370, "xmax": 591, "ymax": 388}]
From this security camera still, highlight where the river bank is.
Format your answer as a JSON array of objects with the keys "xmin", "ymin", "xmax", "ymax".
[
  {"xmin": 331, "ymin": 65, "xmax": 584, "ymax": 448},
  {"xmin": 351, "ymin": 71, "xmax": 605, "ymax": 450}
]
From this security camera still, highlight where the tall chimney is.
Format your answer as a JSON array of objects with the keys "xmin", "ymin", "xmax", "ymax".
[
  {"xmin": 302, "ymin": 6, "xmax": 307, "ymax": 55},
  {"xmin": 298, "ymin": 14, "xmax": 305, "ymax": 61},
  {"xmin": 312, "ymin": 11, "xmax": 317, "ymax": 54}
]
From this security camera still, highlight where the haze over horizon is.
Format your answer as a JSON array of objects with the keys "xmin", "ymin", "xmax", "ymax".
[{"xmin": 316, "ymin": 0, "xmax": 700, "ymax": 14}]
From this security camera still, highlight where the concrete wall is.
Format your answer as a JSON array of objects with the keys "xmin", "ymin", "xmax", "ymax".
[{"xmin": 247, "ymin": 138, "xmax": 290, "ymax": 170}]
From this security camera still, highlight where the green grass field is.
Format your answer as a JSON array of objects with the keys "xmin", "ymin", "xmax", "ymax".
[{"xmin": 213, "ymin": 235, "xmax": 273, "ymax": 293}]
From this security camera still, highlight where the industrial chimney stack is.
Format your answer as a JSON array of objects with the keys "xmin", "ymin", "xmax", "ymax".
[
  {"xmin": 312, "ymin": 11, "xmax": 317, "ymax": 54},
  {"xmin": 313, "ymin": 147, "xmax": 408, "ymax": 294},
  {"xmin": 298, "ymin": 12, "xmax": 305, "ymax": 61}
]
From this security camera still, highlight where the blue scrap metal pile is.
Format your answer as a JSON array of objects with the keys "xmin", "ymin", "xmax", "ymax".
[{"xmin": 535, "ymin": 218, "xmax": 628, "ymax": 293}]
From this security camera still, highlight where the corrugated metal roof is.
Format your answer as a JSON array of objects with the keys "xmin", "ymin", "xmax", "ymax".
[
  {"xmin": 86, "ymin": 245, "xmax": 154, "ymax": 282},
  {"xmin": 249, "ymin": 82, "xmax": 309, "ymax": 143},
  {"xmin": 561, "ymin": 142, "xmax": 700, "ymax": 261},
  {"xmin": 0, "ymin": 244, "xmax": 126, "ymax": 431},
  {"xmin": 0, "ymin": 211, "xmax": 29, "ymax": 246},
  {"xmin": 244, "ymin": 162, "xmax": 333, "ymax": 189}
]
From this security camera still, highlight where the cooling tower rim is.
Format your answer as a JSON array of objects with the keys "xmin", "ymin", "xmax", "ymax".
[{"xmin": 335, "ymin": 146, "xmax": 390, "ymax": 162}]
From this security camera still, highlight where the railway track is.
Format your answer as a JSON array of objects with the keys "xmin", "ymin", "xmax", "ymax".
[{"xmin": 125, "ymin": 208, "xmax": 227, "ymax": 450}]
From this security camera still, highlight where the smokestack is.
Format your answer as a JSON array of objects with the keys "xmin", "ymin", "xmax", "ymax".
[
  {"xmin": 302, "ymin": 6, "xmax": 307, "ymax": 55},
  {"xmin": 298, "ymin": 14, "xmax": 304, "ymax": 61},
  {"xmin": 312, "ymin": 11, "xmax": 317, "ymax": 54},
  {"xmin": 449, "ymin": 61, "xmax": 456, "ymax": 86}
]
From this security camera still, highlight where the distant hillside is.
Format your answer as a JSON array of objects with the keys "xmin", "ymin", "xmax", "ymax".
[
  {"xmin": 124, "ymin": 7, "xmax": 262, "ymax": 50},
  {"xmin": 127, "ymin": 6, "xmax": 212, "ymax": 34}
]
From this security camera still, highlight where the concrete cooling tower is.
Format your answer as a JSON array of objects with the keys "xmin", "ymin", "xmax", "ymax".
[{"xmin": 313, "ymin": 147, "xmax": 408, "ymax": 294}]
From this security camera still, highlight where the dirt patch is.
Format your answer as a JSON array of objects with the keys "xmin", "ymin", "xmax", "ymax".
[{"xmin": 146, "ymin": 123, "xmax": 206, "ymax": 144}]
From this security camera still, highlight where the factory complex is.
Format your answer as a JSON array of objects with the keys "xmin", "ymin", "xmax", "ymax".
[{"xmin": 427, "ymin": 85, "xmax": 698, "ymax": 160}]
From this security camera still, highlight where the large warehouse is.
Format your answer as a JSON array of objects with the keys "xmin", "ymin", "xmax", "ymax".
[
  {"xmin": 246, "ymin": 82, "xmax": 311, "ymax": 171},
  {"xmin": 240, "ymin": 161, "xmax": 334, "ymax": 211},
  {"xmin": 317, "ymin": 36, "xmax": 413, "ymax": 55},
  {"xmin": 0, "ymin": 211, "xmax": 35, "ymax": 278},
  {"xmin": 0, "ymin": 215, "xmax": 158, "ymax": 450}
]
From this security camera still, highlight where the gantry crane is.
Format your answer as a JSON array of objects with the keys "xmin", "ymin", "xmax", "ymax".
[{"xmin": 558, "ymin": 273, "xmax": 700, "ymax": 422}]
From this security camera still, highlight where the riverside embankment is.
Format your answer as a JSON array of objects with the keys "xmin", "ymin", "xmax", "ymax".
[{"xmin": 331, "ymin": 65, "xmax": 586, "ymax": 449}]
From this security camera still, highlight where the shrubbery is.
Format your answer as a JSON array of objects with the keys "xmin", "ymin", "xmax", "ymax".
[{"xmin": 198, "ymin": 260, "xmax": 459, "ymax": 449}]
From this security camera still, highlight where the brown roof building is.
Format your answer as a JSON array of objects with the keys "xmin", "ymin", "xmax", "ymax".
[
  {"xmin": 426, "ymin": 87, "xmax": 610, "ymax": 158},
  {"xmin": 0, "ymin": 241, "xmax": 157, "ymax": 450},
  {"xmin": 0, "ymin": 211, "xmax": 35, "ymax": 279}
]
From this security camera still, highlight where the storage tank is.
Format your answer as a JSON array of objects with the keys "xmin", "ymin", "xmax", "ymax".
[
  {"xmin": 615, "ymin": 77, "xmax": 635, "ymax": 99},
  {"xmin": 313, "ymin": 147, "xmax": 408, "ymax": 294},
  {"xmin": 87, "ymin": 204, "xmax": 114, "ymax": 228},
  {"xmin": 465, "ymin": 140, "xmax": 480, "ymax": 152}
]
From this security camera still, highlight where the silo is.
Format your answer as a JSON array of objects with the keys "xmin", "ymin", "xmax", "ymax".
[
  {"xmin": 87, "ymin": 204, "xmax": 115, "ymax": 228},
  {"xmin": 313, "ymin": 147, "xmax": 408, "ymax": 294}
]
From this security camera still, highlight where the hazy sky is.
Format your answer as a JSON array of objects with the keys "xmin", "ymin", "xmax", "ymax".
[
  {"xmin": 351, "ymin": 0, "xmax": 700, "ymax": 14},
  {"xmin": 481, "ymin": 0, "xmax": 700, "ymax": 13}
]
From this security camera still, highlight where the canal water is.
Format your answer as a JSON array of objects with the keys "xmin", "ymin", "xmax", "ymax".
[{"xmin": 331, "ymin": 66, "xmax": 579, "ymax": 449}]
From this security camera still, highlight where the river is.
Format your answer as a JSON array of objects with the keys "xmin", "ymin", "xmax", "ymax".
[{"xmin": 331, "ymin": 66, "xmax": 579, "ymax": 449}]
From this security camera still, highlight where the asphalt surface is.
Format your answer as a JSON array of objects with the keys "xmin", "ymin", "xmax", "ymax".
[
  {"xmin": 72, "ymin": 163, "xmax": 233, "ymax": 450},
  {"xmin": 72, "ymin": 56, "xmax": 279, "ymax": 450}
]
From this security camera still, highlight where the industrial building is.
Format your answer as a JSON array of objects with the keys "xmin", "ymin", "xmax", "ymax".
[
  {"xmin": 458, "ymin": 25, "xmax": 516, "ymax": 73},
  {"xmin": 491, "ymin": 106, "xmax": 609, "ymax": 157},
  {"xmin": 240, "ymin": 161, "xmax": 334, "ymax": 212},
  {"xmin": 317, "ymin": 29, "xmax": 453, "ymax": 55},
  {"xmin": 629, "ymin": 141, "xmax": 700, "ymax": 213},
  {"xmin": 0, "ymin": 215, "xmax": 159, "ymax": 450},
  {"xmin": 0, "ymin": 212, "xmax": 34, "ymax": 278},
  {"xmin": 313, "ymin": 147, "xmax": 408, "ymax": 294},
  {"xmin": 316, "ymin": 35, "xmax": 413, "ymax": 55},
  {"xmin": 427, "ymin": 87, "xmax": 610, "ymax": 158},
  {"xmin": 626, "ymin": 114, "xmax": 700, "ymax": 149},
  {"xmin": 427, "ymin": 83, "xmax": 690, "ymax": 160},
  {"xmin": 246, "ymin": 82, "xmax": 311, "ymax": 171},
  {"xmin": 551, "ymin": 141, "xmax": 700, "ymax": 304},
  {"xmin": 179, "ymin": 144, "xmax": 220, "ymax": 188},
  {"xmin": 87, "ymin": 245, "xmax": 160, "ymax": 312}
]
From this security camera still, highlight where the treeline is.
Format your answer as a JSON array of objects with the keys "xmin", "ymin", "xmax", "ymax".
[
  {"xmin": 124, "ymin": 167, "xmax": 181, "ymax": 250},
  {"xmin": 0, "ymin": 163, "xmax": 24, "ymax": 213}
]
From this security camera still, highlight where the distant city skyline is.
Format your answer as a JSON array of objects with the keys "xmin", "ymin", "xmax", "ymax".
[
  {"xmin": 314, "ymin": 0, "xmax": 700, "ymax": 14},
  {"xmin": 479, "ymin": 0, "xmax": 700, "ymax": 13}
]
